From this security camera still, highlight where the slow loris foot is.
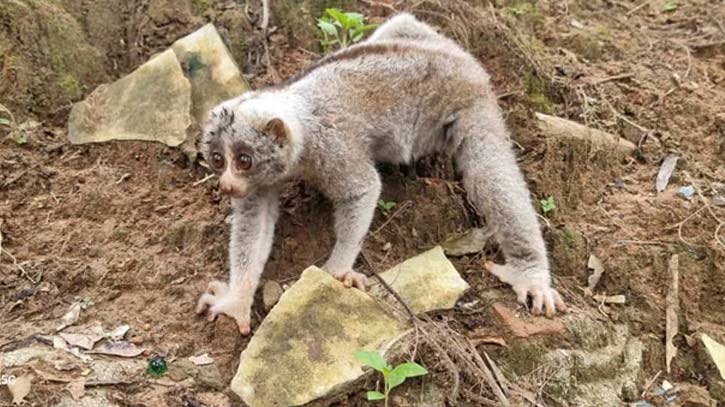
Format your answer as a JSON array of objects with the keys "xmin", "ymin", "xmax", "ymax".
[
  {"xmin": 196, "ymin": 280, "xmax": 252, "ymax": 335},
  {"xmin": 485, "ymin": 261, "xmax": 567, "ymax": 318},
  {"xmin": 332, "ymin": 270, "xmax": 367, "ymax": 290}
]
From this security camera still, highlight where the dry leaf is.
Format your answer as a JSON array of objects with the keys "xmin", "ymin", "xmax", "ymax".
[
  {"xmin": 108, "ymin": 325, "xmax": 130, "ymax": 341},
  {"xmin": 467, "ymin": 331, "xmax": 508, "ymax": 348},
  {"xmin": 665, "ymin": 255, "xmax": 679, "ymax": 374},
  {"xmin": 585, "ymin": 254, "xmax": 605, "ymax": 296},
  {"xmin": 8, "ymin": 375, "xmax": 32, "ymax": 404},
  {"xmin": 188, "ymin": 353, "xmax": 214, "ymax": 366},
  {"xmin": 66, "ymin": 379, "xmax": 85, "ymax": 400},
  {"xmin": 656, "ymin": 154, "xmax": 678, "ymax": 192},
  {"xmin": 59, "ymin": 333, "xmax": 102, "ymax": 350},
  {"xmin": 87, "ymin": 341, "xmax": 144, "ymax": 358},
  {"xmin": 53, "ymin": 336, "xmax": 93, "ymax": 363},
  {"xmin": 56, "ymin": 302, "xmax": 82, "ymax": 332},
  {"xmin": 702, "ymin": 334, "xmax": 725, "ymax": 380},
  {"xmin": 492, "ymin": 303, "xmax": 566, "ymax": 338}
]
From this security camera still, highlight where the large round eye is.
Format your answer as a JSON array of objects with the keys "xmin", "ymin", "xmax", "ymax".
[
  {"xmin": 236, "ymin": 153, "xmax": 253, "ymax": 171},
  {"xmin": 210, "ymin": 152, "xmax": 225, "ymax": 170}
]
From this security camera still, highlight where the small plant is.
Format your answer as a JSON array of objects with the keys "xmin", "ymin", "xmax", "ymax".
[
  {"xmin": 354, "ymin": 351, "xmax": 428, "ymax": 406},
  {"xmin": 663, "ymin": 1, "xmax": 678, "ymax": 12},
  {"xmin": 377, "ymin": 199, "xmax": 396, "ymax": 217},
  {"xmin": 317, "ymin": 8, "xmax": 377, "ymax": 53},
  {"xmin": 540, "ymin": 196, "xmax": 556, "ymax": 214}
]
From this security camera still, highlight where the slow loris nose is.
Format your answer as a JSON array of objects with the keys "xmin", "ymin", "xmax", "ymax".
[{"xmin": 220, "ymin": 183, "xmax": 233, "ymax": 195}]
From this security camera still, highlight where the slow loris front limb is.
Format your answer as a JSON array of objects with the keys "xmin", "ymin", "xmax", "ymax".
[{"xmin": 196, "ymin": 189, "xmax": 279, "ymax": 334}]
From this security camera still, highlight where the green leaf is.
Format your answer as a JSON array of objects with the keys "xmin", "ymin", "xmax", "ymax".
[
  {"xmin": 392, "ymin": 362, "xmax": 428, "ymax": 378},
  {"xmin": 354, "ymin": 351, "xmax": 388, "ymax": 371},
  {"xmin": 387, "ymin": 370, "xmax": 406, "ymax": 390},
  {"xmin": 540, "ymin": 196, "xmax": 556, "ymax": 214},
  {"xmin": 362, "ymin": 24, "xmax": 379, "ymax": 32},
  {"xmin": 0, "ymin": 118, "xmax": 10, "ymax": 126},
  {"xmin": 317, "ymin": 20, "xmax": 338, "ymax": 37},
  {"xmin": 367, "ymin": 391, "xmax": 386, "ymax": 401},
  {"xmin": 663, "ymin": 1, "xmax": 678, "ymax": 11},
  {"xmin": 325, "ymin": 8, "xmax": 348, "ymax": 26}
]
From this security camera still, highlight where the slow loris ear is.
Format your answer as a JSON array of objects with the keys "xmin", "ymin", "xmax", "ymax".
[{"xmin": 262, "ymin": 118, "xmax": 288, "ymax": 146}]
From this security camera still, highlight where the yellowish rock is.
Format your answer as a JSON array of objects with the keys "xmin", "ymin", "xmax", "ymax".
[
  {"xmin": 172, "ymin": 24, "xmax": 250, "ymax": 124},
  {"xmin": 232, "ymin": 267, "xmax": 408, "ymax": 407},
  {"xmin": 68, "ymin": 49, "xmax": 191, "ymax": 146},
  {"xmin": 372, "ymin": 246, "xmax": 470, "ymax": 314}
]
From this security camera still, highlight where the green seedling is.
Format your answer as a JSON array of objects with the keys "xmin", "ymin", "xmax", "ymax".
[
  {"xmin": 540, "ymin": 196, "xmax": 556, "ymax": 214},
  {"xmin": 663, "ymin": 1, "xmax": 678, "ymax": 12},
  {"xmin": 317, "ymin": 8, "xmax": 377, "ymax": 53},
  {"xmin": 377, "ymin": 199, "xmax": 396, "ymax": 217},
  {"xmin": 354, "ymin": 351, "xmax": 428, "ymax": 406}
]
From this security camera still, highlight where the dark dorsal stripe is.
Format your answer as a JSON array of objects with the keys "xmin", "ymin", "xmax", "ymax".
[{"xmin": 282, "ymin": 43, "xmax": 408, "ymax": 86}]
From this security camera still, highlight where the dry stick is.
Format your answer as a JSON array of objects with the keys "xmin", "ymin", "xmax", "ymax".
[
  {"xmin": 641, "ymin": 370, "xmax": 662, "ymax": 397},
  {"xmin": 371, "ymin": 201, "xmax": 413, "ymax": 236},
  {"xmin": 466, "ymin": 339, "xmax": 510, "ymax": 406},
  {"xmin": 683, "ymin": 171, "xmax": 725, "ymax": 251},
  {"xmin": 260, "ymin": 0, "xmax": 270, "ymax": 32},
  {"xmin": 590, "ymin": 72, "xmax": 634, "ymax": 86},
  {"xmin": 193, "ymin": 173, "xmax": 215, "ymax": 186},
  {"xmin": 626, "ymin": 0, "xmax": 654, "ymax": 15}
]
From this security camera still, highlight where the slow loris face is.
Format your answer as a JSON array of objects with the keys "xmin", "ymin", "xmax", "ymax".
[{"xmin": 200, "ymin": 106, "xmax": 292, "ymax": 198}]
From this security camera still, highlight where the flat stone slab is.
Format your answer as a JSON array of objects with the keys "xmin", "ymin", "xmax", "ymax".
[
  {"xmin": 232, "ymin": 247, "xmax": 469, "ymax": 406},
  {"xmin": 68, "ymin": 49, "xmax": 192, "ymax": 146},
  {"xmin": 172, "ymin": 23, "xmax": 249, "ymax": 124},
  {"xmin": 232, "ymin": 267, "xmax": 408, "ymax": 407},
  {"xmin": 68, "ymin": 24, "xmax": 249, "ymax": 147},
  {"xmin": 372, "ymin": 246, "xmax": 470, "ymax": 314}
]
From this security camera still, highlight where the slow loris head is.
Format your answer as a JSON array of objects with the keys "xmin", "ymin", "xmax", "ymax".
[{"xmin": 200, "ymin": 99, "xmax": 299, "ymax": 199}]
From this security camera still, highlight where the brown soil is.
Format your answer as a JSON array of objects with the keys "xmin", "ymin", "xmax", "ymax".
[{"xmin": 1, "ymin": 0, "xmax": 724, "ymax": 406}]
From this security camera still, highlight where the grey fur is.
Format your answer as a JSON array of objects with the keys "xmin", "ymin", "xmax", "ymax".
[{"xmin": 197, "ymin": 13, "xmax": 566, "ymax": 334}]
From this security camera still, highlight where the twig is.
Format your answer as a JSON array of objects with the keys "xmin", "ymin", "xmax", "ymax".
[
  {"xmin": 361, "ymin": 250, "xmax": 416, "ymax": 321},
  {"xmin": 683, "ymin": 171, "xmax": 725, "ymax": 251},
  {"xmin": 590, "ymin": 73, "xmax": 634, "ymax": 86},
  {"xmin": 641, "ymin": 370, "xmax": 662, "ymax": 397},
  {"xmin": 371, "ymin": 201, "xmax": 412, "ymax": 236},
  {"xmin": 193, "ymin": 173, "xmax": 215, "ymax": 186},
  {"xmin": 260, "ymin": 0, "xmax": 270, "ymax": 32},
  {"xmin": 626, "ymin": 0, "xmax": 654, "ymax": 15}
]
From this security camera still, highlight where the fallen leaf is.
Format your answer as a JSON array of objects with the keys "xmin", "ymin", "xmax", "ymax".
[
  {"xmin": 8, "ymin": 375, "xmax": 32, "ymax": 404},
  {"xmin": 195, "ymin": 392, "xmax": 231, "ymax": 407},
  {"xmin": 54, "ymin": 336, "xmax": 93, "ymax": 363},
  {"xmin": 59, "ymin": 333, "xmax": 103, "ymax": 350},
  {"xmin": 56, "ymin": 302, "xmax": 82, "ymax": 332},
  {"xmin": 441, "ymin": 228, "xmax": 491, "ymax": 256},
  {"xmin": 88, "ymin": 341, "xmax": 144, "ymax": 358},
  {"xmin": 188, "ymin": 353, "xmax": 214, "ymax": 366},
  {"xmin": 108, "ymin": 325, "xmax": 130, "ymax": 341},
  {"xmin": 702, "ymin": 334, "xmax": 725, "ymax": 380},
  {"xmin": 467, "ymin": 331, "xmax": 508, "ymax": 348},
  {"xmin": 585, "ymin": 254, "xmax": 605, "ymax": 296},
  {"xmin": 656, "ymin": 154, "xmax": 678, "ymax": 193},
  {"xmin": 666, "ymin": 255, "xmax": 679, "ymax": 374},
  {"xmin": 66, "ymin": 379, "xmax": 85, "ymax": 400},
  {"xmin": 492, "ymin": 303, "xmax": 566, "ymax": 337}
]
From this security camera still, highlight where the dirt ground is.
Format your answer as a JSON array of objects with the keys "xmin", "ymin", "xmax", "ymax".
[{"xmin": 1, "ymin": 0, "xmax": 724, "ymax": 406}]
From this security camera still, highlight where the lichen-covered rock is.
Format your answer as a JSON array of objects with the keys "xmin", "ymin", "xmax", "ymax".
[
  {"xmin": 172, "ymin": 23, "xmax": 250, "ymax": 125},
  {"xmin": 232, "ymin": 267, "xmax": 408, "ymax": 407},
  {"xmin": 232, "ymin": 248, "xmax": 470, "ymax": 406},
  {"xmin": 67, "ymin": 49, "xmax": 192, "ymax": 146},
  {"xmin": 536, "ymin": 316, "xmax": 643, "ymax": 407},
  {"xmin": 371, "ymin": 246, "xmax": 470, "ymax": 314}
]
